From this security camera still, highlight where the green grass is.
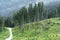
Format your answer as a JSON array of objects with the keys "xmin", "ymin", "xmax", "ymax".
[
  {"xmin": 0, "ymin": 27, "xmax": 9, "ymax": 40},
  {"xmin": 12, "ymin": 18, "xmax": 60, "ymax": 40}
]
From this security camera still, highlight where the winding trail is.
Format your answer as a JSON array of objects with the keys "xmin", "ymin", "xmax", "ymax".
[{"xmin": 6, "ymin": 28, "xmax": 13, "ymax": 40}]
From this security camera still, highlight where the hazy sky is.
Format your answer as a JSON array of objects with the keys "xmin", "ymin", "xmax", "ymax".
[{"xmin": 0, "ymin": 0, "xmax": 60, "ymax": 16}]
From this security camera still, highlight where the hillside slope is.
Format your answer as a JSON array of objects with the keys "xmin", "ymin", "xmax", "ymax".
[{"xmin": 13, "ymin": 18, "xmax": 60, "ymax": 40}]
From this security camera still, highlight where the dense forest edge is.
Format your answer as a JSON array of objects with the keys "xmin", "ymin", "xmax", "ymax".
[{"xmin": 0, "ymin": 2, "xmax": 60, "ymax": 28}]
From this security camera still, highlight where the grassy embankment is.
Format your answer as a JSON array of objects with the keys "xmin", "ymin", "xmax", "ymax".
[
  {"xmin": 0, "ymin": 27, "xmax": 9, "ymax": 40},
  {"xmin": 12, "ymin": 18, "xmax": 60, "ymax": 40}
]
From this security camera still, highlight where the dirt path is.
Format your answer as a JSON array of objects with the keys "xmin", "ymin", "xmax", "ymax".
[{"xmin": 6, "ymin": 28, "xmax": 13, "ymax": 40}]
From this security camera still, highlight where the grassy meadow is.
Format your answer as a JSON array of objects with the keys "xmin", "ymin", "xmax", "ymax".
[
  {"xmin": 12, "ymin": 18, "xmax": 60, "ymax": 40},
  {"xmin": 0, "ymin": 18, "xmax": 60, "ymax": 40},
  {"xmin": 0, "ymin": 27, "xmax": 9, "ymax": 40}
]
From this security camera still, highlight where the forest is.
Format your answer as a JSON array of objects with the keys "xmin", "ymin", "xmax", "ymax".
[{"xmin": 0, "ymin": 2, "xmax": 60, "ymax": 28}]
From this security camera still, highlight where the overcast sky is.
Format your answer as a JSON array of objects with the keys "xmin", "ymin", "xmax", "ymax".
[{"xmin": 0, "ymin": 0, "xmax": 60, "ymax": 16}]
